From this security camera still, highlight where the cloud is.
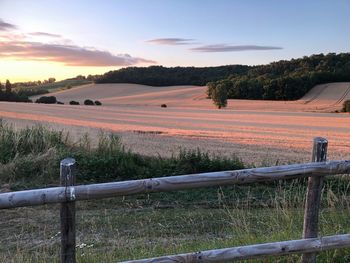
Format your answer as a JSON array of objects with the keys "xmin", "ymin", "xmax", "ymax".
[
  {"xmin": 28, "ymin": 32, "xmax": 62, "ymax": 38},
  {"xmin": 0, "ymin": 19, "xmax": 17, "ymax": 31},
  {"xmin": 190, "ymin": 44, "xmax": 283, "ymax": 52},
  {"xmin": 0, "ymin": 41, "xmax": 155, "ymax": 66},
  {"xmin": 146, "ymin": 38, "xmax": 196, "ymax": 45},
  {"xmin": 0, "ymin": 18, "xmax": 155, "ymax": 66}
]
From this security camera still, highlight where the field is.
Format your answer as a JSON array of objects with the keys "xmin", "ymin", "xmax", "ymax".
[
  {"xmin": 2, "ymin": 82, "xmax": 350, "ymax": 165},
  {"xmin": 1, "ymin": 82, "xmax": 350, "ymax": 262}
]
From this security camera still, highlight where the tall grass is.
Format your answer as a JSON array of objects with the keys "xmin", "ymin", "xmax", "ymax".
[{"xmin": 0, "ymin": 121, "xmax": 243, "ymax": 189}]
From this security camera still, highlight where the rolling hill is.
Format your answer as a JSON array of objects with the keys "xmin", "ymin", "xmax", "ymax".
[{"xmin": 31, "ymin": 82, "xmax": 350, "ymax": 112}]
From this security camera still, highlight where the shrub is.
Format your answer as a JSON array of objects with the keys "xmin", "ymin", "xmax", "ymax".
[
  {"xmin": 342, "ymin": 100, "xmax": 350, "ymax": 112},
  {"xmin": 57, "ymin": 101, "xmax": 64, "ymax": 105},
  {"xmin": 161, "ymin": 104, "xmax": 167, "ymax": 108},
  {"xmin": 69, "ymin": 101, "xmax": 80, "ymax": 105},
  {"xmin": 84, "ymin": 99, "xmax": 94, "ymax": 105},
  {"xmin": 94, "ymin": 100, "xmax": 102, "ymax": 106},
  {"xmin": 35, "ymin": 96, "xmax": 57, "ymax": 104}
]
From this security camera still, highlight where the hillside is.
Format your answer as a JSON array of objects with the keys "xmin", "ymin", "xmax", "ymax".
[
  {"xmin": 32, "ymin": 82, "xmax": 350, "ymax": 112},
  {"xmin": 94, "ymin": 53, "xmax": 350, "ymax": 102},
  {"xmin": 31, "ymin": 83, "xmax": 209, "ymax": 107}
]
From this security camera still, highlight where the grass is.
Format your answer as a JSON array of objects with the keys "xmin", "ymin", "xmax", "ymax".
[
  {"xmin": 1, "ymin": 122, "xmax": 350, "ymax": 262},
  {"xmin": 2, "ymin": 197, "xmax": 350, "ymax": 262}
]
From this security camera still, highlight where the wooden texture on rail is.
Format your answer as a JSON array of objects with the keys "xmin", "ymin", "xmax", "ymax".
[
  {"xmin": 120, "ymin": 234, "xmax": 350, "ymax": 263},
  {"xmin": 1, "ymin": 160, "xmax": 350, "ymax": 209},
  {"xmin": 302, "ymin": 137, "xmax": 328, "ymax": 263}
]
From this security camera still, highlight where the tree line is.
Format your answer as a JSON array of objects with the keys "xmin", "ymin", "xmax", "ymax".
[
  {"xmin": 96, "ymin": 65, "xmax": 251, "ymax": 86},
  {"xmin": 0, "ymin": 80, "xmax": 31, "ymax": 102},
  {"xmin": 207, "ymin": 53, "xmax": 350, "ymax": 108}
]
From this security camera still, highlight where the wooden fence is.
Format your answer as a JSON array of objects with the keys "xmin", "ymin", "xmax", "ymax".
[{"xmin": 1, "ymin": 137, "xmax": 350, "ymax": 262}]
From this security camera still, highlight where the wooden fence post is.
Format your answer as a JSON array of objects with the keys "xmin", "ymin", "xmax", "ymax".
[
  {"xmin": 302, "ymin": 137, "xmax": 328, "ymax": 263},
  {"xmin": 60, "ymin": 158, "xmax": 76, "ymax": 263}
]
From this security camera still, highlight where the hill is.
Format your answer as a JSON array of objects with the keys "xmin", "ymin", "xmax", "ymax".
[
  {"xmin": 94, "ymin": 53, "xmax": 350, "ymax": 102},
  {"xmin": 14, "ymin": 78, "xmax": 92, "ymax": 97},
  {"xmin": 31, "ymin": 82, "xmax": 350, "ymax": 112},
  {"xmin": 31, "ymin": 83, "xmax": 209, "ymax": 107}
]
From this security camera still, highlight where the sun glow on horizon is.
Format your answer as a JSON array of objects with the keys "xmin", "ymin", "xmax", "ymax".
[{"xmin": 0, "ymin": 60, "xmax": 120, "ymax": 82}]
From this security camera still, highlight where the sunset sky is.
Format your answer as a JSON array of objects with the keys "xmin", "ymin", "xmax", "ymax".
[{"xmin": 0, "ymin": 0, "xmax": 349, "ymax": 82}]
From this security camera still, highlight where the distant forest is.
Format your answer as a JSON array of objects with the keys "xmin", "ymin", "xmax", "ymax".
[
  {"xmin": 208, "ymin": 53, "xmax": 350, "ymax": 101},
  {"xmin": 96, "ymin": 65, "xmax": 251, "ymax": 86},
  {"xmin": 96, "ymin": 53, "xmax": 350, "ymax": 102}
]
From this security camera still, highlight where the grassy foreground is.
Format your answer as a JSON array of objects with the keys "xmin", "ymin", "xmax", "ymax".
[{"xmin": 1, "ymin": 122, "xmax": 350, "ymax": 262}]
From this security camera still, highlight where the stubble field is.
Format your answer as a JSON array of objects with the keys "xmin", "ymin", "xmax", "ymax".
[{"xmin": 1, "ymin": 82, "xmax": 350, "ymax": 164}]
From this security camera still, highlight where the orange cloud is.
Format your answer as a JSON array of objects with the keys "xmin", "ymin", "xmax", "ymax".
[
  {"xmin": 0, "ymin": 19, "xmax": 155, "ymax": 67},
  {"xmin": 0, "ymin": 41, "xmax": 155, "ymax": 66}
]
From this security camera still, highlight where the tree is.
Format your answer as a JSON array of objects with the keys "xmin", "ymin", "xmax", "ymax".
[
  {"xmin": 211, "ymin": 80, "xmax": 230, "ymax": 109},
  {"xmin": 5, "ymin": 80, "xmax": 12, "ymax": 93}
]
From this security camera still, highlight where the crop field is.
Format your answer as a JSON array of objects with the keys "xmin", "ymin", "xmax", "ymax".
[{"xmin": 1, "ymin": 82, "xmax": 350, "ymax": 165}]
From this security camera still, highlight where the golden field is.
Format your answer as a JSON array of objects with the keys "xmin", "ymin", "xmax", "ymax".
[{"xmin": 1, "ymin": 82, "xmax": 350, "ymax": 164}]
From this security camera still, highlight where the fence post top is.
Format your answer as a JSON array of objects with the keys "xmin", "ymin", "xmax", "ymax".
[
  {"xmin": 60, "ymin": 158, "xmax": 76, "ymax": 167},
  {"xmin": 313, "ymin": 137, "xmax": 328, "ymax": 144}
]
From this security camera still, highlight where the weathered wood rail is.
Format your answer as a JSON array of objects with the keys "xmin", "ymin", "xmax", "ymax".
[
  {"xmin": 0, "ymin": 137, "xmax": 349, "ymax": 262},
  {"xmin": 120, "ymin": 234, "xmax": 350, "ymax": 263},
  {"xmin": 1, "ymin": 160, "xmax": 350, "ymax": 209}
]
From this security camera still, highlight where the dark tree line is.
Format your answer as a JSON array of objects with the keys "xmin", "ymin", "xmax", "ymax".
[
  {"xmin": 96, "ymin": 65, "xmax": 251, "ymax": 86},
  {"xmin": 0, "ymin": 80, "xmax": 32, "ymax": 102},
  {"xmin": 207, "ymin": 53, "xmax": 350, "ymax": 107}
]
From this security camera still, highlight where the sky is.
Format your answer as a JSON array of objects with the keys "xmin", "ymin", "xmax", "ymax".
[{"xmin": 0, "ymin": 0, "xmax": 349, "ymax": 82}]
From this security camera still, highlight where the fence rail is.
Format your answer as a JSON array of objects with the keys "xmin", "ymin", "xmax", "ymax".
[
  {"xmin": 1, "ymin": 160, "xmax": 350, "ymax": 210},
  {"xmin": 120, "ymin": 234, "xmax": 350, "ymax": 263},
  {"xmin": 1, "ymin": 137, "xmax": 350, "ymax": 262}
]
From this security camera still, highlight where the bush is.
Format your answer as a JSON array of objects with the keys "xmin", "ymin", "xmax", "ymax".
[
  {"xmin": 69, "ymin": 101, "xmax": 80, "ymax": 105},
  {"xmin": 35, "ymin": 96, "xmax": 57, "ymax": 104},
  {"xmin": 94, "ymin": 100, "xmax": 102, "ymax": 106},
  {"xmin": 343, "ymin": 100, "xmax": 350, "ymax": 112},
  {"xmin": 57, "ymin": 101, "xmax": 64, "ymax": 105},
  {"xmin": 84, "ymin": 99, "xmax": 94, "ymax": 105},
  {"xmin": 161, "ymin": 104, "xmax": 167, "ymax": 108}
]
